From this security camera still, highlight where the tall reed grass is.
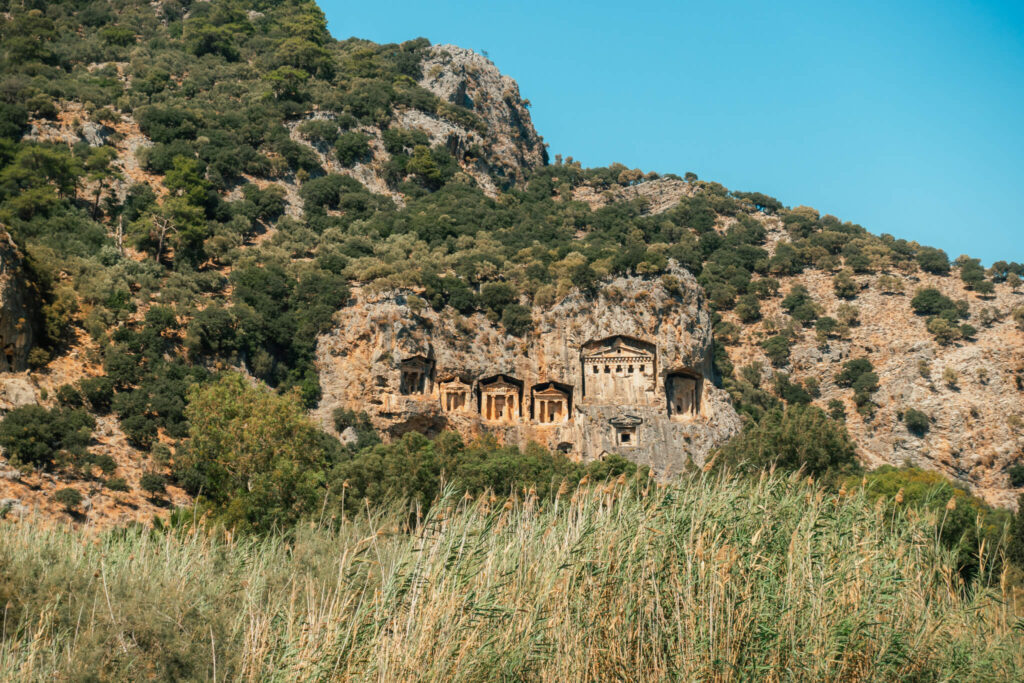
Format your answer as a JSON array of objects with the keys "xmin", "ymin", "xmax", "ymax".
[{"xmin": 1, "ymin": 469, "xmax": 1021, "ymax": 681}]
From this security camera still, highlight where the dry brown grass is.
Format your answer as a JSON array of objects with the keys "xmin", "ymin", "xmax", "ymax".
[{"xmin": 1, "ymin": 469, "xmax": 1021, "ymax": 681}]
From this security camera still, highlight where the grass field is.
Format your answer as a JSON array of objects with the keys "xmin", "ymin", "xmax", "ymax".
[{"xmin": 1, "ymin": 470, "xmax": 1021, "ymax": 681}]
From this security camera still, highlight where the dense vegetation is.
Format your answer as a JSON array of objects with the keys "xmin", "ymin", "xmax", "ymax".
[
  {"xmin": 1, "ymin": 0, "xmax": 1023, "ymax": 676},
  {"xmin": 168, "ymin": 373, "xmax": 643, "ymax": 531},
  {"xmin": 0, "ymin": 0, "xmax": 1018, "ymax": 535},
  {"xmin": 2, "ymin": 0, "xmax": 1020, "ymax": 441},
  {"xmin": 1, "ymin": 472, "xmax": 1021, "ymax": 680},
  {"xmin": 0, "ymin": 0, "xmax": 1016, "ymax": 488}
]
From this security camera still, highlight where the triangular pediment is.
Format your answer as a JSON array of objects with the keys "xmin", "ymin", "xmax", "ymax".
[
  {"xmin": 479, "ymin": 373, "xmax": 522, "ymax": 389},
  {"xmin": 582, "ymin": 336, "xmax": 655, "ymax": 360},
  {"xmin": 400, "ymin": 355, "xmax": 432, "ymax": 370},
  {"xmin": 588, "ymin": 347, "xmax": 652, "ymax": 359},
  {"xmin": 609, "ymin": 414, "xmax": 644, "ymax": 428},
  {"xmin": 483, "ymin": 382, "xmax": 517, "ymax": 391}
]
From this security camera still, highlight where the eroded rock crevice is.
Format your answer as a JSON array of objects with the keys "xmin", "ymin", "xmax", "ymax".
[{"xmin": 0, "ymin": 228, "xmax": 40, "ymax": 373}]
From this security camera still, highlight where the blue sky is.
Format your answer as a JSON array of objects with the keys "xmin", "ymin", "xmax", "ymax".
[{"xmin": 321, "ymin": 1, "xmax": 1024, "ymax": 264}]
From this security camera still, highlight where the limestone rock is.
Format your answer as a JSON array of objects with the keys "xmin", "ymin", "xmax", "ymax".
[
  {"xmin": 717, "ymin": 264, "xmax": 1024, "ymax": 508},
  {"xmin": 316, "ymin": 263, "xmax": 740, "ymax": 475},
  {"xmin": 0, "ymin": 497, "xmax": 28, "ymax": 517},
  {"xmin": 0, "ymin": 377, "xmax": 37, "ymax": 409},
  {"xmin": 80, "ymin": 121, "xmax": 113, "ymax": 147},
  {"xmin": 573, "ymin": 178, "xmax": 695, "ymax": 214},
  {"xmin": 339, "ymin": 427, "xmax": 359, "ymax": 447},
  {"xmin": 417, "ymin": 45, "xmax": 548, "ymax": 191}
]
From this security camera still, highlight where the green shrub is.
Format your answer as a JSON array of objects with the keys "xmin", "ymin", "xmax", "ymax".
[
  {"xmin": 150, "ymin": 443, "xmax": 172, "ymax": 467},
  {"xmin": 175, "ymin": 373, "xmax": 344, "ymax": 530},
  {"xmin": 750, "ymin": 278, "xmax": 780, "ymax": 298},
  {"xmin": 120, "ymin": 413, "xmax": 158, "ymax": 450},
  {"xmin": 479, "ymin": 282, "xmax": 516, "ymax": 316},
  {"xmin": 331, "ymin": 408, "xmax": 379, "ymax": 449},
  {"xmin": 89, "ymin": 454, "xmax": 118, "ymax": 476},
  {"xmin": 958, "ymin": 257, "xmax": 988, "ymax": 290},
  {"xmin": 104, "ymin": 477, "xmax": 130, "ymax": 492},
  {"xmin": 851, "ymin": 371, "xmax": 879, "ymax": 397},
  {"xmin": 55, "ymin": 384, "xmax": 84, "ymax": 407},
  {"xmin": 139, "ymin": 472, "xmax": 167, "ymax": 499},
  {"xmin": 334, "ymin": 131, "xmax": 371, "ymax": 167},
  {"xmin": 835, "ymin": 303, "xmax": 860, "ymax": 327},
  {"xmin": 835, "ymin": 358, "xmax": 879, "ymax": 409},
  {"xmin": 827, "ymin": 399, "xmax": 846, "ymax": 420},
  {"xmin": 916, "ymin": 247, "xmax": 951, "ymax": 275},
  {"xmin": 835, "ymin": 358, "xmax": 874, "ymax": 387},
  {"xmin": 1008, "ymin": 465, "xmax": 1024, "ymax": 488},
  {"xmin": 734, "ymin": 293, "xmax": 761, "ymax": 323},
  {"xmin": 926, "ymin": 317, "xmax": 962, "ymax": 345},
  {"xmin": 501, "ymin": 304, "xmax": 533, "ymax": 336},
  {"xmin": 53, "ymin": 487, "xmax": 83, "ymax": 512},
  {"xmin": 405, "ymin": 145, "xmax": 457, "ymax": 190},
  {"xmin": 902, "ymin": 408, "xmax": 930, "ymax": 435},
  {"xmin": 911, "ymin": 288, "xmax": 957, "ymax": 317},
  {"xmin": 297, "ymin": 119, "xmax": 340, "ymax": 145},
  {"xmin": 0, "ymin": 406, "xmax": 95, "ymax": 471},
  {"xmin": 814, "ymin": 316, "xmax": 838, "ymax": 345},
  {"xmin": 760, "ymin": 335, "xmax": 791, "ymax": 367},
  {"xmin": 832, "ymin": 270, "xmax": 858, "ymax": 299},
  {"xmin": 781, "ymin": 285, "xmax": 819, "ymax": 326},
  {"xmin": 327, "ymin": 431, "xmax": 633, "ymax": 517},
  {"xmin": 716, "ymin": 404, "xmax": 858, "ymax": 477},
  {"xmin": 714, "ymin": 321, "xmax": 741, "ymax": 346},
  {"xmin": 27, "ymin": 348, "xmax": 50, "ymax": 369},
  {"xmin": 772, "ymin": 373, "xmax": 811, "ymax": 404}
]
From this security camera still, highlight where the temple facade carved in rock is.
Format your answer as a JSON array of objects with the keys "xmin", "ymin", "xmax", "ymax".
[
  {"xmin": 406, "ymin": 336, "xmax": 706, "ymax": 435},
  {"xmin": 367, "ymin": 334, "xmax": 718, "ymax": 471},
  {"xmin": 316, "ymin": 265, "xmax": 742, "ymax": 475}
]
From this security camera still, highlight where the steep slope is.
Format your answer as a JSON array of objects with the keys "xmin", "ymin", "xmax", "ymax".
[
  {"xmin": 723, "ymin": 263, "xmax": 1024, "ymax": 507},
  {"xmin": 415, "ymin": 44, "xmax": 548, "ymax": 191},
  {"xmin": 572, "ymin": 185, "xmax": 1024, "ymax": 506},
  {"xmin": 0, "ymin": 0, "xmax": 1021, "ymax": 530}
]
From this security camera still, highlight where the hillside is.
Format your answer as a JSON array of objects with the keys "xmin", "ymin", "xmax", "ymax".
[{"xmin": 0, "ymin": 0, "xmax": 1021, "ymax": 530}]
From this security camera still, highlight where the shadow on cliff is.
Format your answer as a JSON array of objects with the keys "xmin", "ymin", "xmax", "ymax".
[{"xmin": 389, "ymin": 414, "xmax": 450, "ymax": 439}]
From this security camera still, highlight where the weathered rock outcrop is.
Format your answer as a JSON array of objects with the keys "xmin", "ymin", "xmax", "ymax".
[
  {"xmin": 415, "ymin": 44, "xmax": 548, "ymax": 191},
  {"xmin": 573, "ymin": 177, "xmax": 695, "ymax": 214},
  {"xmin": 565, "ymin": 180, "xmax": 1024, "ymax": 507},
  {"xmin": 720, "ymin": 266, "xmax": 1024, "ymax": 508},
  {"xmin": 0, "ymin": 229, "xmax": 39, "ymax": 373},
  {"xmin": 316, "ymin": 264, "xmax": 740, "ymax": 474}
]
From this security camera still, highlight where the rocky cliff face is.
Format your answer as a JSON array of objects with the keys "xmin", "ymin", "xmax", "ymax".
[
  {"xmin": 564, "ymin": 180, "xmax": 1024, "ymax": 506},
  {"xmin": 28, "ymin": 46, "xmax": 549, "ymax": 214},
  {"xmin": 316, "ymin": 264, "xmax": 740, "ymax": 474},
  {"xmin": 13, "ymin": 30, "xmax": 1023, "ymax": 512},
  {"xmin": 415, "ymin": 45, "xmax": 548, "ymax": 191},
  {"xmin": 0, "ymin": 228, "xmax": 39, "ymax": 373},
  {"xmin": 573, "ymin": 177, "xmax": 694, "ymax": 214},
  {"xmin": 722, "ymin": 266, "xmax": 1024, "ymax": 508}
]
